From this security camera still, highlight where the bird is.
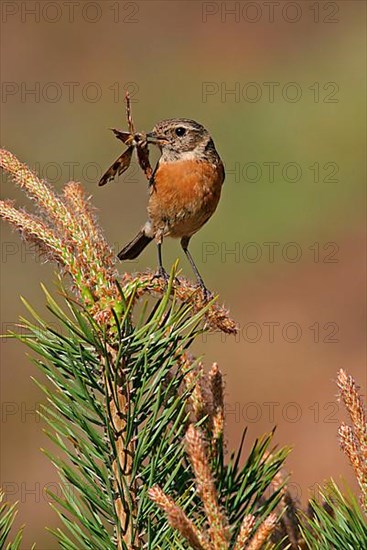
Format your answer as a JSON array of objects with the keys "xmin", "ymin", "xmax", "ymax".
[{"xmin": 117, "ymin": 118, "xmax": 225, "ymax": 299}]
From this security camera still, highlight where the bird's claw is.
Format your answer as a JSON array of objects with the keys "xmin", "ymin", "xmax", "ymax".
[
  {"xmin": 199, "ymin": 284, "xmax": 213, "ymax": 303},
  {"xmin": 153, "ymin": 267, "xmax": 170, "ymax": 284}
]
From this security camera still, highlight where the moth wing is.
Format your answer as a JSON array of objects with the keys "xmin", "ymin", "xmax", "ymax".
[{"xmin": 98, "ymin": 146, "xmax": 134, "ymax": 186}]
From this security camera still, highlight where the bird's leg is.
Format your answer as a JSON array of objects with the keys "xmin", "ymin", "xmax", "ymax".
[
  {"xmin": 155, "ymin": 238, "xmax": 169, "ymax": 282},
  {"xmin": 181, "ymin": 236, "xmax": 212, "ymax": 301}
]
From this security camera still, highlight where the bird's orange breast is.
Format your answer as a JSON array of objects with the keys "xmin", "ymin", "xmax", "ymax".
[{"xmin": 148, "ymin": 159, "xmax": 224, "ymax": 238}]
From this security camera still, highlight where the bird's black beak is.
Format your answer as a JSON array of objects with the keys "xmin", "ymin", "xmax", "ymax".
[{"xmin": 146, "ymin": 131, "xmax": 169, "ymax": 145}]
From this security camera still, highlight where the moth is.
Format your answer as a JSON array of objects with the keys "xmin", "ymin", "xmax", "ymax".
[{"xmin": 98, "ymin": 92, "xmax": 152, "ymax": 187}]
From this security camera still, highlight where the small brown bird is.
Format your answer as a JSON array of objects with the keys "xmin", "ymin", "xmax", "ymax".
[{"xmin": 118, "ymin": 118, "xmax": 225, "ymax": 298}]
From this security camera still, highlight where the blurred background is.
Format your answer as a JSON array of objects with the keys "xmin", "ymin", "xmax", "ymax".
[{"xmin": 1, "ymin": 1, "xmax": 365, "ymax": 547}]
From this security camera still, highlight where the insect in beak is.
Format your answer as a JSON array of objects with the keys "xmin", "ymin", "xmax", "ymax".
[{"xmin": 98, "ymin": 93, "xmax": 153, "ymax": 186}]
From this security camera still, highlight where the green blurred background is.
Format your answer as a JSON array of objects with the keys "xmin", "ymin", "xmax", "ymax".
[{"xmin": 1, "ymin": 1, "xmax": 365, "ymax": 547}]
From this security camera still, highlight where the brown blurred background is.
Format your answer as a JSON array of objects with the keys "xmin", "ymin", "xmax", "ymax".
[{"xmin": 1, "ymin": 1, "xmax": 366, "ymax": 547}]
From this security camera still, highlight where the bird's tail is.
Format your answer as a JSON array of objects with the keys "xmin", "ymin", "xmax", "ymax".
[{"xmin": 117, "ymin": 230, "xmax": 153, "ymax": 260}]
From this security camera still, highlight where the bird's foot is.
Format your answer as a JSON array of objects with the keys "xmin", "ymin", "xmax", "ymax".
[
  {"xmin": 198, "ymin": 284, "xmax": 213, "ymax": 303},
  {"xmin": 153, "ymin": 267, "xmax": 170, "ymax": 284}
]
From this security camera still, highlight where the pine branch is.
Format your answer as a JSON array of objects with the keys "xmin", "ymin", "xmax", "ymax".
[
  {"xmin": 300, "ymin": 481, "xmax": 367, "ymax": 549},
  {"xmin": 337, "ymin": 368, "xmax": 367, "ymax": 509},
  {"xmin": 0, "ymin": 491, "xmax": 26, "ymax": 550},
  {"xmin": 3, "ymin": 148, "xmax": 365, "ymax": 549},
  {"xmin": 0, "ymin": 149, "xmax": 282, "ymax": 549},
  {"xmin": 298, "ymin": 370, "xmax": 367, "ymax": 548}
]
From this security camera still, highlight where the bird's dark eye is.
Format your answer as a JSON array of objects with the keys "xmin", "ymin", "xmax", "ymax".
[{"xmin": 175, "ymin": 127, "xmax": 186, "ymax": 137}]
